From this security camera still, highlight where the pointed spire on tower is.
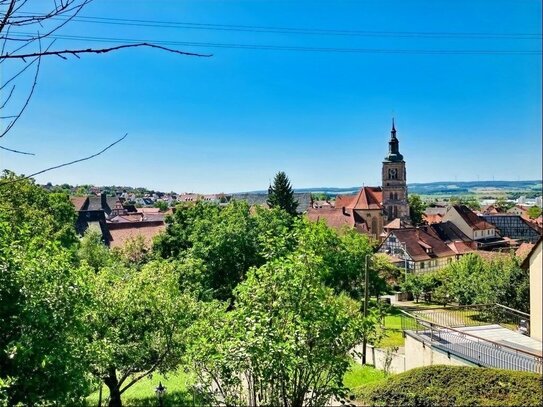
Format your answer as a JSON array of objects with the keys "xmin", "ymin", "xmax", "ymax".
[{"xmin": 384, "ymin": 119, "xmax": 403, "ymax": 162}]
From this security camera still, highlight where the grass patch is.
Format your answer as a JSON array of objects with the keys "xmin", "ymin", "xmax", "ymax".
[
  {"xmin": 376, "ymin": 307, "xmax": 405, "ymax": 347},
  {"xmin": 343, "ymin": 362, "xmax": 386, "ymax": 390},
  {"xmin": 354, "ymin": 365, "xmax": 543, "ymax": 407},
  {"xmin": 86, "ymin": 369, "xmax": 196, "ymax": 406}
]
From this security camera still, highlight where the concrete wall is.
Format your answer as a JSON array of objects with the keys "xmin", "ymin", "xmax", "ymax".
[
  {"xmin": 352, "ymin": 344, "xmax": 406, "ymax": 374},
  {"xmin": 404, "ymin": 334, "xmax": 474, "ymax": 371},
  {"xmin": 529, "ymin": 241, "xmax": 542, "ymax": 341}
]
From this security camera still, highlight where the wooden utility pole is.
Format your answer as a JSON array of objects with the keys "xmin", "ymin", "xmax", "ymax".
[{"xmin": 362, "ymin": 254, "xmax": 370, "ymax": 364}]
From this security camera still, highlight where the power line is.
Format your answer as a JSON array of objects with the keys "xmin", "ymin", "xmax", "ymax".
[
  {"xmin": 9, "ymin": 32, "xmax": 541, "ymax": 55},
  {"xmin": 12, "ymin": 12, "xmax": 542, "ymax": 40}
]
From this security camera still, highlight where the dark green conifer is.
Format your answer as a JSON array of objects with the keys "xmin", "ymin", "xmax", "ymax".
[{"xmin": 267, "ymin": 171, "xmax": 298, "ymax": 216}]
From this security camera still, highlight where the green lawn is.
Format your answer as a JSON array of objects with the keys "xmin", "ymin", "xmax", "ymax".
[
  {"xmin": 343, "ymin": 362, "xmax": 387, "ymax": 390},
  {"xmin": 376, "ymin": 307, "xmax": 405, "ymax": 348},
  {"xmin": 86, "ymin": 369, "xmax": 196, "ymax": 407}
]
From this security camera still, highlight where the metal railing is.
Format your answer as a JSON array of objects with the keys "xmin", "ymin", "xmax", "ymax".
[
  {"xmin": 401, "ymin": 310, "xmax": 542, "ymax": 374},
  {"xmin": 410, "ymin": 304, "xmax": 530, "ymax": 334}
]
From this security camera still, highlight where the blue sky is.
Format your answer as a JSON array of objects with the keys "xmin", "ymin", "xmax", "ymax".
[{"xmin": 1, "ymin": 0, "xmax": 541, "ymax": 193}]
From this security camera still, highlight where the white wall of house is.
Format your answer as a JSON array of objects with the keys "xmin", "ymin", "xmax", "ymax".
[
  {"xmin": 413, "ymin": 256, "xmax": 456, "ymax": 273},
  {"xmin": 529, "ymin": 241, "xmax": 542, "ymax": 342},
  {"xmin": 442, "ymin": 207, "xmax": 496, "ymax": 241}
]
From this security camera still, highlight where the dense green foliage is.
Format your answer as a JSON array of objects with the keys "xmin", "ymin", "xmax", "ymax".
[
  {"xmin": 356, "ymin": 365, "xmax": 543, "ymax": 407},
  {"xmin": 408, "ymin": 194, "xmax": 427, "ymax": 225},
  {"xmin": 527, "ymin": 205, "xmax": 542, "ymax": 219},
  {"xmin": 267, "ymin": 171, "xmax": 299, "ymax": 216},
  {"xmin": 402, "ymin": 253, "xmax": 529, "ymax": 312},
  {"xmin": 185, "ymin": 253, "xmax": 378, "ymax": 406},
  {"xmin": 0, "ymin": 172, "xmax": 91, "ymax": 404},
  {"xmin": 86, "ymin": 257, "xmax": 198, "ymax": 406}
]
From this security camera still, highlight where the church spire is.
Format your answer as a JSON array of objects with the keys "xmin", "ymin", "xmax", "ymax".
[{"xmin": 384, "ymin": 119, "xmax": 403, "ymax": 162}]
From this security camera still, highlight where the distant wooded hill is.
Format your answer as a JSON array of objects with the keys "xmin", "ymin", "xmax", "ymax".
[{"xmin": 241, "ymin": 180, "xmax": 542, "ymax": 198}]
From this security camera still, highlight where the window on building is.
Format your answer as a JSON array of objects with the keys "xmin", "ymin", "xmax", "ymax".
[{"xmin": 420, "ymin": 262, "xmax": 425, "ymax": 269}]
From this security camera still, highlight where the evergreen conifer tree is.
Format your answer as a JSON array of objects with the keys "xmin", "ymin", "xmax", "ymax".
[{"xmin": 267, "ymin": 171, "xmax": 299, "ymax": 216}]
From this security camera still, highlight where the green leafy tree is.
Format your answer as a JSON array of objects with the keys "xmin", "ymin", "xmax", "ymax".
[
  {"xmin": 401, "ymin": 275, "xmax": 425, "ymax": 303},
  {"xmin": 78, "ymin": 229, "xmax": 111, "ymax": 271},
  {"xmin": 155, "ymin": 201, "xmax": 296, "ymax": 300},
  {"xmin": 0, "ymin": 173, "xmax": 91, "ymax": 404},
  {"xmin": 495, "ymin": 197, "xmax": 513, "ymax": 212},
  {"xmin": 267, "ymin": 171, "xmax": 299, "ymax": 216},
  {"xmin": 154, "ymin": 199, "xmax": 169, "ymax": 212},
  {"xmin": 527, "ymin": 205, "xmax": 542, "ymax": 219},
  {"xmin": 437, "ymin": 254, "xmax": 529, "ymax": 311},
  {"xmin": 186, "ymin": 253, "xmax": 376, "ymax": 406},
  {"xmin": 86, "ymin": 259, "xmax": 198, "ymax": 407},
  {"xmin": 408, "ymin": 194, "xmax": 427, "ymax": 225}
]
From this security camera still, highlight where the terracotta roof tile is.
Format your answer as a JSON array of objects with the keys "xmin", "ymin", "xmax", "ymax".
[
  {"xmin": 386, "ymin": 228, "xmax": 456, "ymax": 261},
  {"xmin": 70, "ymin": 196, "xmax": 88, "ymax": 211},
  {"xmin": 423, "ymin": 213, "xmax": 443, "ymax": 225},
  {"xmin": 108, "ymin": 223, "xmax": 166, "ymax": 248},
  {"xmin": 306, "ymin": 207, "xmax": 355, "ymax": 230},
  {"xmin": 453, "ymin": 205, "xmax": 495, "ymax": 230},
  {"xmin": 515, "ymin": 242, "xmax": 535, "ymax": 261},
  {"xmin": 337, "ymin": 187, "xmax": 382, "ymax": 211}
]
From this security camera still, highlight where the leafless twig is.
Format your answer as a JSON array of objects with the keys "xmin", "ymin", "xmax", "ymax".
[
  {"xmin": 0, "ymin": 42, "xmax": 212, "ymax": 60},
  {"xmin": 0, "ymin": 133, "xmax": 128, "ymax": 186}
]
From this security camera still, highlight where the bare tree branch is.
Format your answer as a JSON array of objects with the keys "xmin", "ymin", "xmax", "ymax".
[
  {"xmin": 0, "ymin": 84, "xmax": 15, "ymax": 109},
  {"xmin": 0, "ymin": 133, "xmax": 128, "ymax": 186},
  {"xmin": 1, "ymin": 42, "xmax": 213, "ymax": 59},
  {"xmin": 0, "ymin": 35, "xmax": 41, "ymax": 138}
]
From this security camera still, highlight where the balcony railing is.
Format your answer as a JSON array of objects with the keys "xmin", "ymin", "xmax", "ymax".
[
  {"xmin": 401, "ymin": 307, "xmax": 542, "ymax": 374},
  {"xmin": 410, "ymin": 303, "xmax": 530, "ymax": 334}
]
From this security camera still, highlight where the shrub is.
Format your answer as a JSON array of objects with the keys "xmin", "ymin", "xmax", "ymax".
[{"xmin": 355, "ymin": 365, "xmax": 542, "ymax": 406}]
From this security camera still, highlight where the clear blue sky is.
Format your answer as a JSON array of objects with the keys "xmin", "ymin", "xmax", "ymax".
[{"xmin": 1, "ymin": 0, "xmax": 541, "ymax": 193}]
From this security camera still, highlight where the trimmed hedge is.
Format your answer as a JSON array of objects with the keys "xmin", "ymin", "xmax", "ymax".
[{"xmin": 354, "ymin": 365, "xmax": 543, "ymax": 407}]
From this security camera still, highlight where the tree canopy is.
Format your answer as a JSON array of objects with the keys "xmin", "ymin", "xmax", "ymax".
[
  {"xmin": 186, "ymin": 252, "xmax": 377, "ymax": 407},
  {"xmin": 408, "ymin": 194, "xmax": 427, "ymax": 225}
]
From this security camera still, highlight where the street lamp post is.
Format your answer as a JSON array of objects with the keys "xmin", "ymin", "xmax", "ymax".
[
  {"xmin": 362, "ymin": 254, "xmax": 370, "ymax": 364},
  {"xmin": 155, "ymin": 382, "xmax": 166, "ymax": 407}
]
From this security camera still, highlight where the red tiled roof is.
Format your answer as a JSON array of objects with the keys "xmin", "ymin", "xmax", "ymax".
[
  {"xmin": 108, "ymin": 223, "xmax": 166, "ymax": 248},
  {"xmin": 423, "ymin": 213, "xmax": 443, "ymax": 225},
  {"xmin": 384, "ymin": 218, "xmax": 408, "ymax": 230},
  {"xmin": 335, "ymin": 195, "xmax": 355, "ymax": 208},
  {"xmin": 306, "ymin": 207, "xmax": 356, "ymax": 230},
  {"xmin": 337, "ymin": 187, "xmax": 382, "ymax": 211},
  {"xmin": 515, "ymin": 242, "xmax": 535, "ymax": 261},
  {"xmin": 70, "ymin": 196, "xmax": 88, "ymax": 211},
  {"xmin": 453, "ymin": 205, "xmax": 495, "ymax": 230},
  {"xmin": 447, "ymin": 241, "xmax": 474, "ymax": 255},
  {"xmin": 387, "ymin": 228, "xmax": 457, "ymax": 261}
]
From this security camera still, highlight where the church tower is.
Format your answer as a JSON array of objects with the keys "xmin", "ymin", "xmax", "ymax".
[{"xmin": 382, "ymin": 119, "xmax": 409, "ymax": 222}]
